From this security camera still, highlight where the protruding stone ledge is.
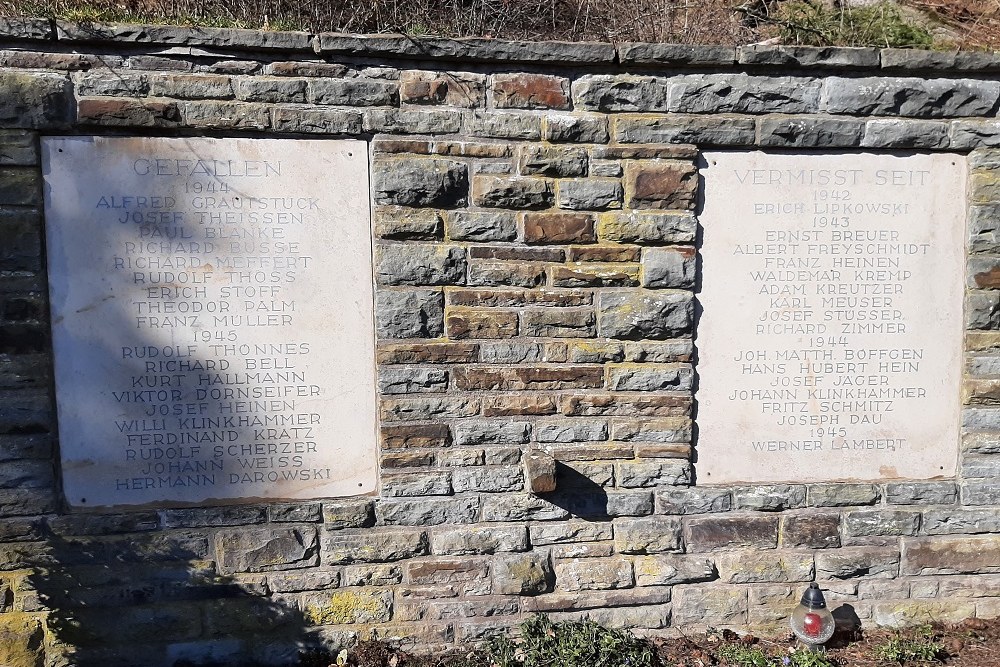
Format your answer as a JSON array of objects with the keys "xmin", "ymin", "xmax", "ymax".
[
  {"xmin": 738, "ymin": 45, "xmax": 879, "ymax": 68},
  {"xmin": 317, "ymin": 33, "xmax": 617, "ymax": 63},
  {"xmin": 617, "ymin": 43, "xmax": 736, "ymax": 66},
  {"xmin": 54, "ymin": 20, "xmax": 316, "ymax": 52},
  {"xmin": 0, "ymin": 17, "xmax": 54, "ymax": 41}
]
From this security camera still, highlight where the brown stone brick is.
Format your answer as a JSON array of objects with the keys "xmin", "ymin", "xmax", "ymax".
[
  {"xmin": 568, "ymin": 246, "xmax": 641, "ymax": 262},
  {"xmin": 781, "ymin": 512, "xmax": 841, "ymax": 549},
  {"xmin": 373, "ymin": 138, "xmax": 432, "ymax": 154},
  {"xmin": 446, "ymin": 308, "xmax": 518, "ymax": 339},
  {"xmin": 686, "ymin": 515, "xmax": 779, "ymax": 552},
  {"xmin": 433, "ymin": 141, "xmax": 511, "ymax": 158},
  {"xmin": 453, "ymin": 366, "xmax": 605, "ymax": 391},
  {"xmin": 381, "ymin": 424, "xmax": 451, "ymax": 449},
  {"xmin": 523, "ymin": 212, "xmax": 595, "ymax": 244},
  {"xmin": 467, "ymin": 261, "xmax": 545, "ymax": 288},
  {"xmin": 633, "ymin": 443, "xmax": 693, "ymax": 459},
  {"xmin": 550, "ymin": 264, "xmax": 640, "ymax": 288},
  {"xmin": 625, "ymin": 162, "xmax": 698, "ymax": 210},
  {"xmin": 548, "ymin": 443, "xmax": 635, "ymax": 460},
  {"xmin": 902, "ymin": 535, "xmax": 1000, "ymax": 575},
  {"xmin": 382, "ymin": 451, "xmax": 436, "ymax": 468},
  {"xmin": 447, "ymin": 289, "xmax": 591, "ymax": 308},
  {"xmin": 77, "ymin": 97, "xmax": 180, "ymax": 127},
  {"xmin": 493, "ymin": 73, "xmax": 570, "ymax": 110},
  {"xmin": 469, "ymin": 245, "xmax": 565, "ymax": 262},
  {"xmin": 520, "ymin": 308, "xmax": 596, "ymax": 337},
  {"xmin": 269, "ymin": 61, "xmax": 349, "ymax": 77},
  {"xmin": 594, "ymin": 145, "xmax": 697, "ymax": 160},
  {"xmin": 406, "ymin": 557, "xmax": 490, "ymax": 584},
  {"xmin": 482, "ymin": 395, "xmax": 559, "ymax": 416},
  {"xmin": 401, "ymin": 71, "xmax": 485, "ymax": 108},
  {"xmin": 376, "ymin": 342, "xmax": 479, "ymax": 364},
  {"xmin": 562, "ymin": 394, "xmax": 691, "ymax": 417}
]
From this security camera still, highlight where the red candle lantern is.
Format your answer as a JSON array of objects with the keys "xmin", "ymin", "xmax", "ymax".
[{"xmin": 790, "ymin": 583, "xmax": 835, "ymax": 650}]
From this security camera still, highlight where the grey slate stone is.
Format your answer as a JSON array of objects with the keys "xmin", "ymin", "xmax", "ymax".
[
  {"xmin": 0, "ymin": 18, "xmax": 54, "ymax": 40},
  {"xmin": 543, "ymin": 114, "xmax": 609, "ymax": 143},
  {"xmin": 615, "ymin": 115, "xmax": 756, "ymax": 146},
  {"xmin": 572, "ymin": 75, "xmax": 670, "ymax": 112},
  {"xmin": 597, "ymin": 290, "xmax": 693, "ymax": 340},
  {"xmin": 556, "ymin": 178, "xmax": 623, "ymax": 211},
  {"xmin": 56, "ymin": 21, "xmax": 314, "ymax": 50},
  {"xmin": 656, "ymin": 488, "xmax": 732, "ymax": 515},
  {"xmin": 310, "ymin": 78, "xmax": 398, "ymax": 106},
  {"xmin": 758, "ymin": 116, "xmax": 864, "ymax": 147},
  {"xmin": 669, "ymin": 74, "xmax": 821, "ymax": 114},
  {"xmin": 822, "ymin": 77, "xmax": 1000, "ymax": 117},
  {"xmin": 374, "ymin": 243, "xmax": 466, "ymax": 286},
  {"xmin": 951, "ymin": 121, "xmax": 1000, "ymax": 149},
  {"xmin": 372, "ymin": 158, "xmax": 468, "ymax": 208},
  {"xmin": 270, "ymin": 107, "xmax": 362, "ymax": 134},
  {"xmin": 641, "ymin": 247, "xmax": 696, "ymax": 289},
  {"xmin": 881, "ymin": 48, "xmax": 1000, "ymax": 72},
  {"xmin": 445, "ymin": 211, "xmax": 517, "ymax": 242},
  {"xmin": 365, "ymin": 108, "xmax": 462, "ymax": 134},
  {"xmin": 738, "ymin": 45, "xmax": 879, "ymax": 68},
  {"xmin": 0, "ymin": 72, "xmax": 71, "ymax": 129},
  {"xmin": 318, "ymin": 33, "xmax": 616, "ymax": 63},
  {"xmin": 618, "ymin": 43, "xmax": 736, "ymax": 66},
  {"xmin": 862, "ymin": 119, "xmax": 950, "ymax": 149},
  {"xmin": 375, "ymin": 289, "xmax": 445, "ymax": 339},
  {"xmin": 967, "ymin": 291, "xmax": 1000, "ymax": 330}
]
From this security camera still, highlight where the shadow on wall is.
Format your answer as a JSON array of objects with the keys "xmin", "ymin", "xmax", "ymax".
[{"xmin": 26, "ymin": 519, "xmax": 326, "ymax": 667}]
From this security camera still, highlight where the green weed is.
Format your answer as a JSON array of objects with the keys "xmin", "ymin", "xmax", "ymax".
[
  {"xmin": 773, "ymin": 1, "xmax": 934, "ymax": 48},
  {"xmin": 717, "ymin": 642, "xmax": 773, "ymax": 667},
  {"xmin": 788, "ymin": 648, "xmax": 837, "ymax": 667},
  {"xmin": 872, "ymin": 624, "xmax": 946, "ymax": 664},
  {"xmin": 479, "ymin": 615, "xmax": 654, "ymax": 667}
]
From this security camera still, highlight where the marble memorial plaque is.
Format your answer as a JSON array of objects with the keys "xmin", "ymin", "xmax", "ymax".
[
  {"xmin": 697, "ymin": 151, "xmax": 965, "ymax": 483},
  {"xmin": 43, "ymin": 137, "xmax": 377, "ymax": 508}
]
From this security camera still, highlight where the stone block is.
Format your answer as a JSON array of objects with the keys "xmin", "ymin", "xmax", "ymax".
[
  {"xmin": 381, "ymin": 423, "xmax": 450, "ymax": 450},
  {"xmin": 781, "ymin": 512, "xmax": 841, "ymax": 549},
  {"xmin": 615, "ymin": 114, "xmax": 756, "ymax": 146},
  {"xmin": 822, "ymin": 77, "xmax": 1000, "ymax": 117},
  {"xmin": 573, "ymin": 75, "xmax": 670, "ymax": 112},
  {"xmin": 902, "ymin": 536, "xmax": 1000, "ymax": 575},
  {"xmin": 922, "ymin": 508, "xmax": 1000, "ymax": 535},
  {"xmin": 632, "ymin": 555, "xmax": 717, "ymax": 586},
  {"xmin": 672, "ymin": 586, "xmax": 748, "ymax": 625},
  {"xmin": 375, "ymin": 243, "xmax": 466, "ymax": 286},
  {"xmin": 737, "ymin": 45, "xmax": 878, "ymax": 67},
  {"xmin": 446, "ymin": 308, "xmax": 518, "ymax": 339},
  {"xmin": 467, "ymin": 262, "xmax": 545, "ymax": 288},
  {"xmin": 555, "ymin": 557, "xmax": 634, "ymax": 591},
  {"xmin": 492, "ymin": 552, "xmax": 554, "ymax": 595},
  {"xmin": 372, "ymin": 158, "xmax": 468, "ymax": 208},
  {"xmin": 400, "ymin": 70, "xmax": 485, "ymax": 107},
  {"xmin": 365, "ymin": 108, "xmax": 463, "ymax": 134},
  {"xmin": 614, "ymin": 517, "xmax": 683, "ymax": 554},
  {"xmin": 607, "ymin": 363, "xmax": 693, "ymax": 391},
  {"xmin": 670, "ymin": 74, "xmax": 820, "ymax": 113},
  {"xmin": 656, "ymin": 487, "xmax": 732, "ymax": 515},
  {"xmin": 302, "ymin": 589, "xmax": 392, "ymax": 625},
  {"xmin": 377, "ymin": 367, "xmax": 448, "ymax": 394},
  {"xmin": 616, "ymin": 461, "xmax": 691, "ymax": 487},
  {"xmin": 0, "ymin": 71, "xmax": 76, "ymax": 128},
  {"xmin": 472, "ymin": 175, "xmax": 553, "ymax": 209},
  {"xmin": 446, "ymin": 210, "xmax": 516, "ymax": 241},
  {"xmin": 715, "ymin": 551, "xmax": 814, "ymax": 584},
  {"xmin": 382, "ymin": 471, "xmax": 452, "ymax": 497},
  {"xmin": 147, "ymin": 72, "xmax": 233, "ymax": 99},
  {"xmin": 217, "ymin": 526, "xmax": 318, "ymax": 573},
  {"xmin": 641, "ymin": 247, "xmax": 696, "ymax": 289},
  {"xmin": 758, "ymin": 116, "xmax": 864, "ymax": 147},
  {"xmin": 324, "ymin": 529, "xmax": 428, "ymax": 564},
  {"xmin": 377, "ymin": 342, "xmax": 478, "ymax": 365},
  {"xmin": 885, "ymin": 482, "xmax": 958, "ymax": 505},
  {"xmin": 862, "ymin": 119, "xmax": 950, "ymax": 149},
  {"xmin": 493, "ymin": 73, "xmax": 570, "ymax": 109},
  {"xmin": 518, "ymin": 145, "xmax": 587, "ymax": 177},
  {"xmin": 466, "ymin": 110, "xmax": 541, "ymax": 139},
  {"xmin": 375, "ymin": 206, "xmax": 443, "ymax": 240},
  {"xmin": 520, "ymin": 308, "xmax": 596, "ymax": 337},
  {"xmin": 872, "ymin": 600, "xmax": 977, "ymax": 629},
  {"xmin": 451, "ymin": 466, "xmax": 522, "ymax": 493},
  {"xmin": 377, "ymin": 497, "xmax": 480, "ymax": 526},
  {"xmin": 522, "ymin": 211, "xmax": 595, "ymax": 244},
  {"xmin": 309, "ymin": 78, "xmax": 398, "ymax": 106},
  {"xmin": 550, "ymin": 263, "xmax": 639, "ymax": 287},
  {"xmin": 816, "ymin": 546, "xmax": 899, "ymax": 579},
  {"xmin": 598, "ymin": 211, "xmax": 698, "ymax": 244},
  {"xmin": 808, "ymin": 483, "xmax": 880, "ymax": 506},
  {"xmin": 625, "ymin": 162, "xmax": 697, "ymax": 210},
  {"xmin": 543, "ymin": 114, "xmax": 609, "ymax": 143},
  {"xmin": 686, "ymin": 515, "xmax": 779, "ymax": 551},
  {"xmin": 453, "ymin": 420, "xmax": 530, "ymax": 446},
  {"xmin": 453, "ymin": 365, "xmax": 604, "ymax": 391},
  {"xmin": 375, "ymin": 289, "xmax": 444, "ymax": 339},
  {"xmin": 523, "ymin": 449, "xmax": 557, "ymax": 493},
  {"xmin": 597, "ymin": 290, "xmax": 693, "ymax": 340},
  {"xmin": 481, "ymin": 494, "xmax": 569, "ymax": 521},
  {"xmin": 611, "ymin": 417, "xmax": 691, "ymax": 443},
  {"xmin": 733, "ymin": 485, "xmax": 807, "ymax": 512},
  {"xmin": 77, "ymin": 97, "xmax": 180, "ymax": 127},
  {"xmin": 431, "ymin": 524, "xmax": 527, "ymax": 555},
  {"xmin": 181, "ymin": 100, "xmax": 269, "ymax": 129},
  {"xmin": 271, "ymin": 107, "xmax": 363, "ymax": 134},
  {"xmin": 556, "ymin": 178, "xmax": 623, "ymax": 211}
]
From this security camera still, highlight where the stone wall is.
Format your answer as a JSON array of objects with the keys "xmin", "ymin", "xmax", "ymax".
[{"xmin": 2, "ymin": 17, "xmax": 1000, "ymax": 666}]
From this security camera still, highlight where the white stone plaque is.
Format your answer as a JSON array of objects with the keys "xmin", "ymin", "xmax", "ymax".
[
  {"xmin": 697, "ymin": 151, "xmax": 965, "ymax": 483},
  {"xmin": 43, "ymin": 137, "xmax": 377, "ymax": 508}
]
